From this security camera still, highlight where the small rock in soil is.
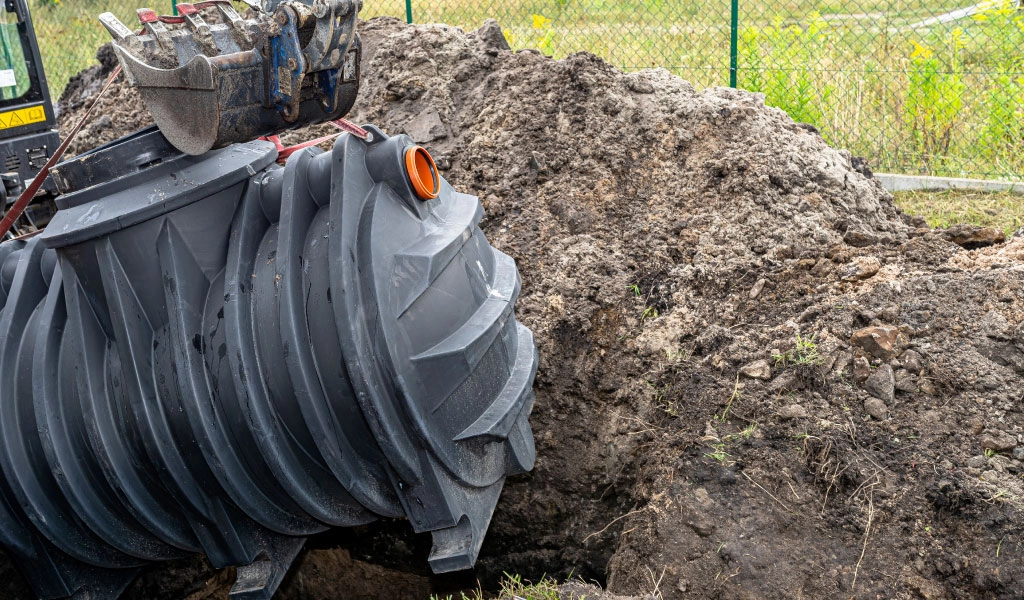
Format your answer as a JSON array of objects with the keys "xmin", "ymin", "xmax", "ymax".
[
  {"xmin": 687, "ymin": 519, "xmax": 715, "ymax": 538},
  {"xmin": 739, "ymin": 359, "xmax": 772, "ymax": 380},
  {"xmin": 919, "ymin": 379, "xmax": 938, "ymax": 395},
  {"xmin": 978, "ymin": 310, "xmax": 1012, "ymax": 340},
  {"xmin": 864, "ymin": 364, "xmax": 896, "ymax": 402},
  {"xmin": 779, "ymin": 404, "xmax": 808, "ymax": 419},
  {"xmin": 893, "ymin": 368, "xmax": 918, "ymax": 393},
  {"xmin": 988, "ymin": 455, "xmax": 1012, "ymax": 473},
  {"xmin": 402, "ymin": 108, "xmax": 447, "ymax": 143},
  {"xmin": 864, "ymin": 396, "xmax": 889, "ymax": 420},
  {"xmin": 624, "ymin": 73, "xmax": 656, "ymax": 94},
  {"xmin": 749, "ymin": 278, "xmax": 766, "ymax": 299},
  {"xmin": 475, "ymin": 18, "xmax": 511, "ymax": 51},
  {"xmin": 1014, "ymin": 447, "xmax": 1024, "ymax": 461},
  {"xmin": 832, "ymin": 351, "xmax": 851, "ymax": 375},
  {"xmin": 901, "ymin": 349, "xmax": 924, "ymax": 374},
  {"xmin": 841, "ymin": 256, "xmax": 881, "ymax": 281},
  {"xmin": 843, "ymin": 230, "xmax": 878, "ymax": 247},
  {"xmin": 940, "ymin": 224, "xmax": 1006, "ymax": 249},
  {"xmin": 979, "ymin": 430, "xmax": 1018, "ymax": 453},
  {"xmin": 797, "ymin": 305, "xmax": 821, "ymax": 323},
  {"xmin": 810, "ymin": 258, "xmax": 832, "ymax": 277},
  {"xmin": 769, "ymin": 370, "xmax": 801, "ymax": 392},
  {"xmin": 853, "ymin": 356, "xmax": 872, "ymax": 383},
  {"xmin": 851, "ymin": 325, "xmax": 899, "ymax": 359},
  {"xmin": 966, "ymin": 455, "xmax": 988, "ymax": 469},
  {"xmin": 91, "ymin": 114, "xmax": 112, "ymax": 131}
]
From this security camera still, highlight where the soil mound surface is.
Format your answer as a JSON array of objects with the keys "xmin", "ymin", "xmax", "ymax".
[{"xmin": 34, "ymin": 16, "xmax": 1024, "ymax": 600}]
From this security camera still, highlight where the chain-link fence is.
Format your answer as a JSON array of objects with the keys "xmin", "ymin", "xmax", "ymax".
[
  {"xmin": 367, "ymin": 0, "xmax": 1024, "ymax": 181},
  {"xmin": 30, "ymin": 0, "xmax": 172, "ymax": 99},
  {"xmin": 29, "ymin": 0, "xmax": 1024, "ymax": 180}
]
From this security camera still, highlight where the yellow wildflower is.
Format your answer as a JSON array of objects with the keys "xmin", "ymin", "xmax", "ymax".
[{"xmin": 910, "ymin": 40, "xmax": 934, "ymax": 59}]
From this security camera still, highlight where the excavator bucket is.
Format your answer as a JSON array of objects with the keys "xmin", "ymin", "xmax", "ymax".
[{"xmin": 99, "ymin": 0, "xmax": 361, "ymax": 155}]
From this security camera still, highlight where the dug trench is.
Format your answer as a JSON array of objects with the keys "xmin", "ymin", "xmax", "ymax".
[{"xmin": 7, "ymin": 16, "xmax": 1022, "ymax": 600}]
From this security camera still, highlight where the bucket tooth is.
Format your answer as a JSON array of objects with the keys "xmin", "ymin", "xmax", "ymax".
[
  {"xmin": 136, "ymin": 8, "xmax": 172, "ymax": 48},
  {"xmin": 176, "ymin": 3, "xmax": 212, "ymax": 36},
  {"xmin": 97, "ymin": 12, "xmax": 135, "ymax": 43}
]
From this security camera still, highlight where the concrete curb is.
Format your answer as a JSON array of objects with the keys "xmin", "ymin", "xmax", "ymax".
[{"xmin": 876, "ymin": 173, "xmax": 1024, "ymax": 195}]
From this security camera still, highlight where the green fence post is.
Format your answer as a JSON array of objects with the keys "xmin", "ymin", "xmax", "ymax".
[
  {"xmin": 172, "ymin": 0, "xmax": 178, "ymax": 16},
  {"xmin": 405, "ymin": 0, "xmax": 413, "ymax": 23},
  {"xmin": 729, "ymin": 0, "xmax": 738, "ymax": 87}
]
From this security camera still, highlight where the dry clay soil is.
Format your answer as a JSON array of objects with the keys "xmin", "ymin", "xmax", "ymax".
[{"xmin": 11, "ymin": 16, "xmax": 1024, "ymax": 600}]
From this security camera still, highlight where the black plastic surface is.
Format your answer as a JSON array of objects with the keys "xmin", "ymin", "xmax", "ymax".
[{"xmin": 0, "ymin": 127, "xmax": 538, "ymax": 599}]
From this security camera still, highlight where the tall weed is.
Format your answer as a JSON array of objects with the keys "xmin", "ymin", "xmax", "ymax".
[
  {"xmin": 903, "ymin": 33, "xmax": 964, "ymax": 162},
  {"xmin": 738, "ymin": 14, "xmax": 835, "ymax": 126}
]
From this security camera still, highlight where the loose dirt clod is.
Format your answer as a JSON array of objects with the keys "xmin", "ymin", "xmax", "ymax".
[{"xmin": 38, "ymin": 16, "xmax": 1024, "ymax": 600}]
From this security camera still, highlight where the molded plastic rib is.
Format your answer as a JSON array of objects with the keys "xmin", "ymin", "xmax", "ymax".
[{"xmin": 0, "ymin": 126, "xmax": 537, "ymax": 599}]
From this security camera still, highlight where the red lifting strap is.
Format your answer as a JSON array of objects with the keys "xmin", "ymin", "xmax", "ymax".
[
  {"xmin": 154, "ymin": 1, "xmax": 232, "ymax": 25},
  {"xmin": 259, "ymin": 119, "xmax": 369, "ymax": 165},
  {"xmin": 137, "ymin": 8, "xmax": 159, "ymax": 23}
]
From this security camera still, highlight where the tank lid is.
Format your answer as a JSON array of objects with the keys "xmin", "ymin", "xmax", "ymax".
[{"xmin": 42, "ymin": 132, "xmax": 277, "ymax": 250}]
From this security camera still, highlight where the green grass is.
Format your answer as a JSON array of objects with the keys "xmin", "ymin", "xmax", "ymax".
[
  {"xmin": 430, "ymin": 574, "xmax": 562, "ymax": 600},
  {"xmin": 495, "ymin": 574, "xmax": 561, "ymax": 600},
  {"xmin": 894, "ymin": 189, "xmax": 1024, "ymax": 235},
  {"xmin": 773, "ymin": 332, "xmax": 824, "ymax": 368},
  {"xmin": 31, "ymin": 0, "xmax": 158, "ymax": 99}
]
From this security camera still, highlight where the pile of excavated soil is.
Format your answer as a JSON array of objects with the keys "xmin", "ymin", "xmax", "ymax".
[
  {"xmin": 56, "ymin": 43, "xmax": 152, "ymax": 153},
  {"xmin": 37, "ymin": 16, "xmax": 1024, "ymax": 600}
]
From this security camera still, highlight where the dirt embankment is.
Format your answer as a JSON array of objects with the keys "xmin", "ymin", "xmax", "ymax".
[{"xmin": 39, "ymin": 17, "xmax": 1024, "ymax": 600}]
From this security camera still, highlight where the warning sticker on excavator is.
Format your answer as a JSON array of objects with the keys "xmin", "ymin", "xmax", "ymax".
[{"xmin": 0, "ymin": 105, "xmax": 46, "ymax": 130}]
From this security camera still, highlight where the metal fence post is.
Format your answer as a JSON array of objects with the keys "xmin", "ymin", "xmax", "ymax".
[
  {"xmin": 172, "ymin": 0, "xmax": 178, "ymax": 16},
  {"xmin": 405, "ymin": 0, "xmax": 413, "ymax": 23},
  {"xmin": 729, "ymin": 0, "xmax": 738, "ymax": 87}
]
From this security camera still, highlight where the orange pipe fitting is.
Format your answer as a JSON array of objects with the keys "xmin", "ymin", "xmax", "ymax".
[{"xmin": 405, "ymin": 146, "xmax": 440, "ymax": 200}]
